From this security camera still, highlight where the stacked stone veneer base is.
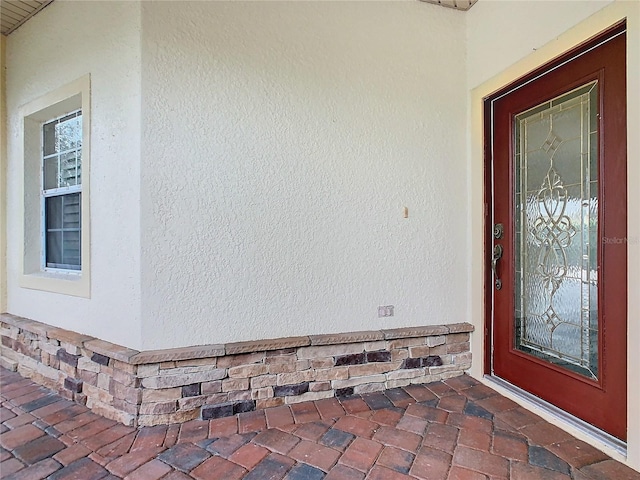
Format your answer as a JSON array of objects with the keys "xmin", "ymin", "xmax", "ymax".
[{"xmin": 0, "ymin": 314, "xmax": 473, "ymax": 427}]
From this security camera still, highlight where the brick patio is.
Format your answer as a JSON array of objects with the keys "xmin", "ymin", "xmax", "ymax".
[{"xmin": 1, "ymin": 367, "xmax": 638, "ymax": 479}]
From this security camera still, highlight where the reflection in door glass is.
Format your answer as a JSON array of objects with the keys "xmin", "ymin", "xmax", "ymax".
[{"xmin": 514, "ymin": 82, "xmax": 598, "ymax": 380}]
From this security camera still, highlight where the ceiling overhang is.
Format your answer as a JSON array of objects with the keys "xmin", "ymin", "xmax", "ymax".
[
  {"xmin": 419, "ymin": 0, "xmax": 478, "ymax": 11},
  {"xmin": 1, "ymin": 0, "xmax": 476, "ymax": 37},
  {"xmin": 1, "ymin": 0, "xmax": 53, "ymax": 36}
]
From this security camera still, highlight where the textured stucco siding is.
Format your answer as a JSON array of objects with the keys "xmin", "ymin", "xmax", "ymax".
[
  {"xmin": 140, "ymin": 1, "xmax": 468, "ymax": 349},
  {"xmin": 5, "ymin": 1, "xmax": 143, "ymax": 348},
  {"xmin": 465, "ymin": 0, "xmax": 615, "ymax": 89}
]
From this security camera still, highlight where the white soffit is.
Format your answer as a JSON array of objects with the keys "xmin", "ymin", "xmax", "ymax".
[
  {"xmin": 419, "ymin": 0, "xmax": 478, "ymax": 11},
  {"xmin": 1, "ymin": 0, "xmax": 53, "ymax": 36},
  {"xmin": 0, "ymin": 0, "xmax": 476, "ymax": 36}
]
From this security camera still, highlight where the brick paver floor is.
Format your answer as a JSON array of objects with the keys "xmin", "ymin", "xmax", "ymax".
[{"xmin": 1, "ymin": 367, "xmax": 639, "ymax": 479}]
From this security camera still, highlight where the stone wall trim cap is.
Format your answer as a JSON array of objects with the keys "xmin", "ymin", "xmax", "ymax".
[
  {"xmin": 130, "ymin": 344, "xmax": 226, "ymax": 365},
  {"xmin": 310, "ymin": 331, "xmax": 384, "ymax": 346},
  {"xmin": 446, "ymin": 322, "xmax": 475, "ymax": 333},
  {"xmin": 1, "ymin": 313, "xmax": 96, "ymax": 346},
  {"xmin": 225, "ymin": 336, "xmax": 310, "ymax": 355},
  {"xmin": 48, "ymin": 328, "xmax": 95, "ymax": 346},
  {"xmin": 84, "ymin": 339, "xmax": 140, "ymax": 363},
  {"xmin": 1, "ymin": 314, "xmax": 53, "ymax": 338},
  {"xmin": 382, "ymin": 326, "xmax": 449, "ymax": 340},
  {"xmin": 2, "ymin": 313, "xmax": 472, "ymax": 363}
]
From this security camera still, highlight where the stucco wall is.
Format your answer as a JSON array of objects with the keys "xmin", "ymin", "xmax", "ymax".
[
  {"xmin": 466, "ymin": 0, "xmax": 615, "ymax": 90},
  {"xmin": 5, "ymin": 1, "xmax": 143, "ymax": 349},
  {"xmin": 139, "ymin": 1, "xmax": 468, "ymax": 349},
  {"xmin": 1, "ymin": 35, "xmax": 7, "ymax": 313}
]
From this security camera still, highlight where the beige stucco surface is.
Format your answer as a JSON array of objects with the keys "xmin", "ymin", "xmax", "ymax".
[
  {"xmin": 6, "ymin": 1, "xmax": 470, "ymax": 351},
  {"xmin": 5, "ymin": 1, "xmax": 143, "ymax": 349},
  {"xmin": 140, "ymin": 1, "xmax": 468, "ymax": 349},
  {"xmin": 1, "ymin": 35, "xmax": 6, "ymax": 313}
]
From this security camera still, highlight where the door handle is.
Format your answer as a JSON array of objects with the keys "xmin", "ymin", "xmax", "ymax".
[{"xmin": 492, "ymin": 244, "xmax": 503, "ymax": 290}]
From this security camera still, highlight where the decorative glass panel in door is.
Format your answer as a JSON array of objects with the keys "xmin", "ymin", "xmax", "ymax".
[{"xmin": 514, "ymin": 83, "xmax": 598, "ymax": 380}]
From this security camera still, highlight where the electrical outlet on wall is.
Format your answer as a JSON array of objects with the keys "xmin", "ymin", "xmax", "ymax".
[{"xmin": 378, "ymin": 305, "xmax": 394, "ymax": 317}]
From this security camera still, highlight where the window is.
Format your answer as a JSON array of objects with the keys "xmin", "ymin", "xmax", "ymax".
[
  {"xmin": 20, "ymin": 75, "xmax": 91, "ymax": 297},
  {"xmin": 43, "ymin": 111, "xmax": 83, "ymax": 271}
]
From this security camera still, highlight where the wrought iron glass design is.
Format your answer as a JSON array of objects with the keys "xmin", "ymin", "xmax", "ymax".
[{"xmin": 514, "ymin": 82, "xmax": 598, "ymax": 379}]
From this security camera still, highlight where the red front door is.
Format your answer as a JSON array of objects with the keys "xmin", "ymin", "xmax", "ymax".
[{"xmin": 486, "ymin": 23, "xmax": 627, "ymax": 440}]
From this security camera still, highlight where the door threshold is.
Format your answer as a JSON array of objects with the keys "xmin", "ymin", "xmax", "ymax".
[{"xmin": 484, "ymin": 375, "xmax": 627, "ymax": 458}]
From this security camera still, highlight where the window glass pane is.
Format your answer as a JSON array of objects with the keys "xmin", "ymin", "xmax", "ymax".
[
  {"xmin": 60, "ymin": 152, "xmax": 78, "ymax": 187},
  {"xmin": 46, "ymin": 193, "xmax": 81, "ymax": 270},
  {"xmin": 77, "ymin": 150, "xmax": 82, "ymax": 184},
  {"xmin": 57, "ymin": 115, "xmax": 73, "ymax": 151},
  {"xmin": 43, "ymin": 121, "xmax": 57, "ymax": 156},
  {"xmin": 77, "ymin": 122, "xmax": 82, "ymax": 148},
  {"xmin": 62, "ymin": 230, "xmax": 81, "ymax": 267},
  {"xmin": 42, "ymin": 111, "xmax": 82, "ymax": 191},
  {"xmin": 62, "ymin": 193, "xmax": 81, "ymax": 229},
  {"xmin": 46, "ymin": 231, "xmax": 63, "ymax": 266},
  {"xmin": 46, "ymin": 196, "xmax": 62, "ymax": 230},
  {"xmin": 43, "ymin": 156, "xmax": 59, "ymax": 190}
]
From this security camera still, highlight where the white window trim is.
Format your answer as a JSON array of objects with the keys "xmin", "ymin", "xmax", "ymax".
[{"xmin": 19, "ymin": 75, "xmax": 91, "ymax": 298}]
